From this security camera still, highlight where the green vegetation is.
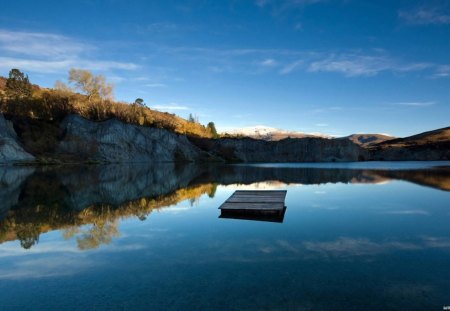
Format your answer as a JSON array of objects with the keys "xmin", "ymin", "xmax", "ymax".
[{"xmin": 0, "ymin": 68, "xmax": 218, "ymax": 139}]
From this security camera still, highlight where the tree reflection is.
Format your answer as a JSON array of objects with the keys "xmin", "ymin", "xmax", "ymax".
[
  {"xmin": 0, "ymin": 164, "xmax": 448, "ymax": 251},
  {"xmin": 76, "ymin": 220, "xmax": 119, "ymax": 250},
  {"xmin": 16, "ymin": 223, "xmax": 40, "ymax": 249},
  {"xmin": 1, "ymin": 182, "xmax": 215, "ymax": 250}
]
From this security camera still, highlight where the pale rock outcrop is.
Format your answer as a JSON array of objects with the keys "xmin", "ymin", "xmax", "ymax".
[
  {"xmin": 0, "ymin": 114, "xmax": 35, "ymax": 163},
  {"xmin": 58, "ymin": 115, "xmax": 209, "ymax": 162}
]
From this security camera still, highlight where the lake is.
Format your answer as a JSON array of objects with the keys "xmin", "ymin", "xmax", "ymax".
[{"xmin": 0, "ymin": 162, "xmax": 449, "ymax": 310}]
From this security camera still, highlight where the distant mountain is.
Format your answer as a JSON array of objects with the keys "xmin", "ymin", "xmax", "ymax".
[
  {"xmin": 337, "ymin": 134, "xmax": 396, "ymax": 147},
  {"xmin": 369, "ymin": 126, "xmax": 450, "ymax": 161},
  {"xmin": 222, "ymin": 125, "xmax": 329, "ymax": 141},
  {"xmin": 375, "ymin": 127, "xmax": 450, "ymax": 147}
]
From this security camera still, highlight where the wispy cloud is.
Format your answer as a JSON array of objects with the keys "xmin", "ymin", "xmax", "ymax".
[
  {"xmin": 381, "ymin": 209, "xmax": 430, "ymax": 215},
  {"xmin": 0, "ymin": 29, "xmax": 138, "ymax": 74},
  {"xmin": 280, "ymin": 59, "xmax": 304, "ymax": 74},
  {"xmin": 433, "ymin": 65, "xmax": 450, "ymax": 78},
  {"xmin": 393, "ymin": 101, "xmax": 436, "ymax": 107},
  {"xmin": 0, "ymin": 57, "xmax": 137, "ymax": 73},
  {"xmin": 260, "ymin": 58, "xmax": 278, "ymax": 67},
  {"xmin": 120, "ymin": 42, "xmax": 443, "ymax": 80},
  {"xmin": 144, "ymin": 22, "xmax": 180, "ymax": 33},
  {"xmin": 256, "ymin": 0, "xmax": 326, "ymax": 11},
  {"xmin": 153, "ymin": 103, "xmax": 189, "ymax": 111},
  {"xmin": 0, "ymin": 29, "xmax": 89, "ymax": 58},
  {"xmin": 399, "ymin": 6, "xmax": 450, "ymax": 25},
  {"xmin": 308, "ymin": 54, "xmax": 392, "ymax": 77},
  {"xmin": 315, "ymin": 123, "xmax": 329, "ymax": 127},
  {"xmin": 144, "ymin": 83, "xmax": 167, "ymax": 88}
]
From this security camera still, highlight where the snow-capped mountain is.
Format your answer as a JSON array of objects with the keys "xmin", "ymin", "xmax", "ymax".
[{"xmin": 222, "ymin": 125, "xmax": 330, "ymax": 141}]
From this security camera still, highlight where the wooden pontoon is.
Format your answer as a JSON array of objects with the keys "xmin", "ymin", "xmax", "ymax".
[{"xmin": 219, "ymin": 190, "xmax": 287, "ymax": 223}]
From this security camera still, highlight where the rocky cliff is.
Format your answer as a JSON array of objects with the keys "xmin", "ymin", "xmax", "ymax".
[
  {"xmin": 190, "ymin": 136, "xmax": 367, "ymax": 162},
  {"xmin": 0, "ymin": 114, "xmax": 35, "ymax": 163},
  {"xmin": 57, "ymin": 114, "xmax": 211, "ymax": 163},
  {"xmin": 0, "ymin": 113, "xmax": 448, "ymax": 164},
  {"xmin": 52, "ymin": 115, "xmax": 370, "ymax": 163}
]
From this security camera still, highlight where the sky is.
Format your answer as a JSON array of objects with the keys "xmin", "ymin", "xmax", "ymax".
[{"xmin": 0, "ymin": 0, "xmax": 449, "ymax": 137}]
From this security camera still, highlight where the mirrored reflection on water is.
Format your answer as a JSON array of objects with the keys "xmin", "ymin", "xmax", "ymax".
[{"xmin": 0, "ymin": 162, "xmax": 449, "ymax": 310}]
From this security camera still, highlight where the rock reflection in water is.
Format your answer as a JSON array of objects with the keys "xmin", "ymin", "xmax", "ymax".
[{"xmin": 0, "ymin": 163, "xmax": 448, "ymax": 250}]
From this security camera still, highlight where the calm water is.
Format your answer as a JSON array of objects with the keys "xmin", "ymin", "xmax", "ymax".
[{"xmin": 0, "ymin": 162, "xmax": 449, "ymax": 311}]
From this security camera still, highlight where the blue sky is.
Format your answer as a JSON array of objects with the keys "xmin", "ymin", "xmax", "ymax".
[{"xmin": 0, "ymin": 0, "xmax": 449, "ymax": 137}]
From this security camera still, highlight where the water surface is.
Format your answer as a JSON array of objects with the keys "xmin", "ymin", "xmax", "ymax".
[{"xmin": 0, "ymin": 162, "xmax": 449, "ymax": 310}]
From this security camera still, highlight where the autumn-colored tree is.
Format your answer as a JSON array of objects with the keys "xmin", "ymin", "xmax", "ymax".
[
  {"xmin": 68, "ymin": 69, "xmax": 113, "ymax": 103},
  {"xmin": 54, "ymin": 80, "xmax": 73, "ymax": 96},
  {"xmin": 5, "ymin": 68, "xmax": 32, "ymax": 98}
]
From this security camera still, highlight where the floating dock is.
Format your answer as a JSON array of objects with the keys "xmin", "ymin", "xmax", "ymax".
[{"xmin": 219, "ymin": 190, "xmax": 287, "ymax": 223}]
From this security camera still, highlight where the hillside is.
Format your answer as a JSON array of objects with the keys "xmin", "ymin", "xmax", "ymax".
[
  {"xmin": 369, "ymin": 126, "xmax": 450, "ymax": 161},
  {"xmin": 337, "ymin": 134, "xmax": 396, "ymax": 147},
  {"xmin": 375, "ymin": 127, "xmax": 450, "ymax": 147},
  {"xmin": 0, "ymin": 74, "xmax": 214, "ymax": 141}
]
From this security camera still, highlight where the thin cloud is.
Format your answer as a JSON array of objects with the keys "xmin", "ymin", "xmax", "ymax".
[
  {"xmin": 147, "ymin": 44, "xmax": 435, "ymax": 78},
  {"xmin": 145, "ymin": 22, "xmax": 180, "ymax": 33},
  {"xmin": 0, "ymin": 29, "xmax": 138, "ymax": 74},
  {"xmin": 153, "ymin": 103, "xmax": 189, "ymax": 111},
  {"xmin": 315, "ymin": 123, "xmax": 329, "ymax": 127},
  {"xmin": 396, "ymin": 62, "xmax": 434, "ymax": 72},
  {"xmin": 399, "ymin": 6, "xmax": 450, "ymax": 25},
  {"xmin": 393, "ymin": 101, "xmax": 436, "ymax": 107},
  {"xmin": 144, "ymin": 83, "xmax": 167, "ymax": 88},
  {"xmin": 0, "ymin": 29, "xmax": 90, "ymax": 58},
  {"xmin": 0, "ymin": 57, "xmax": 137, "ymax": 73},
  {"xmin": 260, "ymin": 58, "xmax": 278, "ymax": 67},
  {"xmin": 280, "ymin": 59, "xmax": 304, "ymax": 74},
  {"xmin": 433, "ymin": 65, "xmax": 450, "ymax": 78},
  {"xmin": 308, "ymin": 55, "xmax": 392, "ymax": 77},
  {"xmin": 256, "ymin": 0, "xmax": 326, "ymax": 11}
]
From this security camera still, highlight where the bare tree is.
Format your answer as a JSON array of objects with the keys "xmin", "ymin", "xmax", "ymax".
[{"xmin": 68, "ymin": 69, "xmax": 114, "ymax": 103}]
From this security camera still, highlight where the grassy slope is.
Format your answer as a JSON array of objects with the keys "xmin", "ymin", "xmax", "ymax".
[{"xmin": 373, "ymin": 127, "xmax": 450, "ymax": 148}]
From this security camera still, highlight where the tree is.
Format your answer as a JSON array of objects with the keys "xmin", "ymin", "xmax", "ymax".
[
  {"xmin": 134, "ymin": 98, "xmax": 145, "ymax": 106},
  {"xmin": 207, "ymin": 121, "xmax": 218, "ymax": 138},
  {"xmin": 68, "ymin": 69, "xmax": 113, "ymax": 103},
  {"xmin": 54, "ymin": 80, "xmax": 73, "ymax": 96},
  {"xmin": 5, "ymin": 68, "xmax": 32, "ymax": 98},
  {"xmin": 188, "ymin": 113, "xmax": 199, "ymax": 123}
]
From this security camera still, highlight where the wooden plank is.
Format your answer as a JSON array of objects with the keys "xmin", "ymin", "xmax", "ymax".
[
  {"xmin": 219, "ymin": 190, "xmax": 287, "ymax": 222},
  {"xmin": 226, "ymin": 197, "xmax": 284, "ymax": 203},
  {"xmin": 219, "ymin": 202, "xmax": 285, "ymax": 210},
  {"xmin": 226, "ymin": 191, "xmax": 286, "ymax": 202},
  {"xmin": 233, "ymin": 191, "xmax": 286, "ymax": 197},
  {"xmin": 220, "ymin": 190, "xmax": 287, "ymax": 211}
]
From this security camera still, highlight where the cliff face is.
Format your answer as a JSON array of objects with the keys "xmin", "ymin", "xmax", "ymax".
[
  {"xmin": 55, "ymin": 116, "xmax": 368, "ymax": 163},
  {"xmin": 192, "ymin": 137, "xmax": 367, "ymax": 162},
  {"xmin": 0, "ymin": 113, "xmax": 448, "ymax": 164},
  {"xmin": 0, "ymin": 114, "xmax": 35, "ymax": 163},
  {"xmin": 57, "ymin": 115, "xmax": 210, "ymax": 162}
]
